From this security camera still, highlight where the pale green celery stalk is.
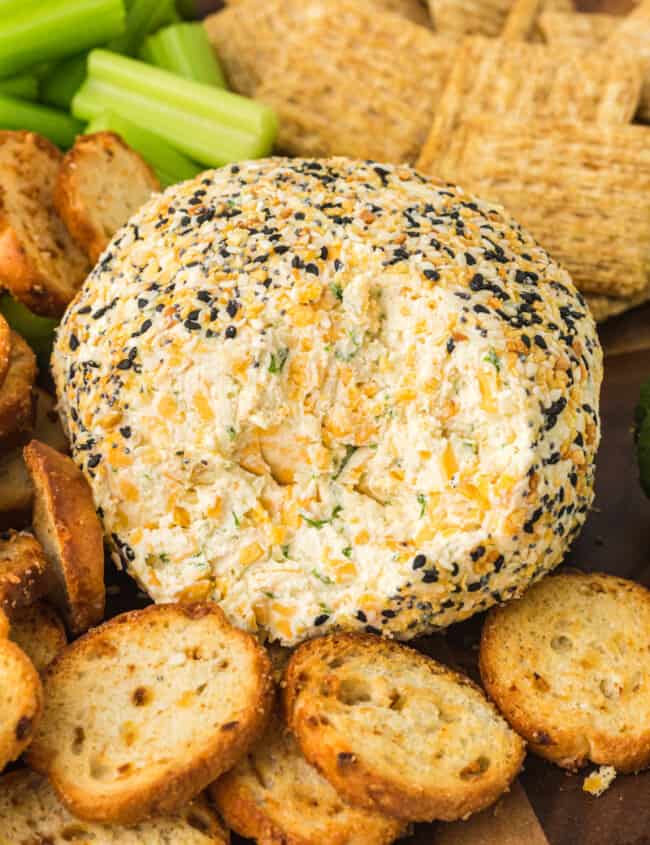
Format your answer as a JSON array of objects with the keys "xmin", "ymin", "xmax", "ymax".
[
  {"xmin": 87, "ymin": 50, "xmax": 274, "ymax": 142},
  {"xmin": 0, "ymin": 294, "xmax": 58, "ymax": 368},
  {"xmin": 0, "ymin": 73, "xmax": 38, "ymax": 100},
  {"xmin": 86, "ymin": 111, "xmax": 201, "ymax": 186},
  {"xmin": 39, "ymin": 54, "xmax": 88, "ymax": 109},
  {"xmin": 0, "ymin": 93, "xmax": 82, "ymax": 147},
  {"xmin": 139, "ymin": 22, "xmax": 225, "ymax": 87},
  {"xmin": 0, "ymin": 0, "xmax": 126, "ymax": 78},
  {"xmin": 73, "ymin": 52, "xmax": 276, "ymax": 166}
]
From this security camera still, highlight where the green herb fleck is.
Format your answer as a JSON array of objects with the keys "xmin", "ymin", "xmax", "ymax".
[
  {"xmin": 485, "ymin": 347, "xmax": 501, "ymax": 372},
  {"xmin": 312, "ymin": 569, "xmax": 334, "ymax": 585},
  {"xmin": 232, "ymin": 510, "xmax": 240, "ymax": 528},
  {"xmin": 159, "ymin": 552, "xmax": 170, "ymax": 564},
  {"xmin": 319, "ymin": 602, "xmax": 333, "ymax": 615},
  {"xmin": 330, "ymin": 282, "xmax": 343, "ymax": 301},
  {"xmin": 333, "ymin": 445, "xmax": 358, "ymax": 480},
  {"xmin": 281, "ymin": 544, "xmax": 291, "ymax": 559},
  {"xmin": 342, "ymin": 546, "xmax": 353, "ymax": 558},
  {"xmin": 301, "ymin": 505, "xmax": 342, "ymax": 529},
  {"xmin": 263, "ymin": 591, "xmax": 276, "ymax": 599},
  {"xmin": 226, "ymin": 426, "xmax": 236, "ymax": 440},
  {"xmin": 417, "ymin": 493, "xmax": 427, "ymax": 518},
  {"xmin": 269, "ymin": 347, "xmax": 289, "ymax": 374}
]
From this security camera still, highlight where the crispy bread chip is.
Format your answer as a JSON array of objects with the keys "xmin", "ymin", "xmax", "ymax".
[
  {"xmin": 0, "ymin": 637, "xmax": 43, "ymax": 769},
  {"xmin": 0, "ymin": 770, "xmax": 230, "ymax": 844},
  {"xmin": 55, "ymin": 132, "xmax": 160, "ymax": 265},
  {"xmin": 0, "ymin": 529, "xmax": 48, "ymax": 614},
  {"xmin": 9, "ymin": 601, "xmax": 67, "ymax": 673},
  {"xmin": 606, "ymin": 0, "xmax": 650, "ymax": 122},
  {"xmin": 0, "ymin": 314, "xmax": 10, "ymax": 389},
  {"xmin": 538, "ymin": 10, "xmax": 617, "ymax": 45},
  {"xmin": 24, "ymin": 440, "xmax": 105, "ymax": 634},
  {"xmin": 285, "ymin": 633, "xmax": 525, "ymax": 822},
  {"xmin": 0, "ymin": 131, "xmax": 90, "ymax": 317},
  {"xmin": 27, "ymin": 602, "xmax": 274, "ymax": 825},
  {"xmin": 212, "ymin": 713, "xmax": 406, "ymax": 845},
  {"xmin": 481, "ymin": 573, "xmax": 650, "ymax": 772},
  {"xmin": 0, "ymin": 331, "xmax": 36, "ymax": 442}
]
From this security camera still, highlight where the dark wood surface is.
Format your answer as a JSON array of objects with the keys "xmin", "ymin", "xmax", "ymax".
[{"xmin": 109, "ymin": 3, "xmax": 650, "ymax": 842}]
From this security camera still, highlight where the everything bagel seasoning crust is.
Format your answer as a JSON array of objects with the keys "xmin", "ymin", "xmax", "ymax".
[{"xmin": 52, "ymin": 158, "xmax": 602, "ymax": 645}]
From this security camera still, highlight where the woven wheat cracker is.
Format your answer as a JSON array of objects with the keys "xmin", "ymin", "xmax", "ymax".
[
  {"xmin": 586, "ymin": 287, "xmax": 650, "ymax": 323},
  {"xmin": 254, "ymin": 3, "xmax": 457, "ymax": 162},
  {"xmin": 419, "ymin": 116, "xmax": 650, "ymax": 298},
  {"xmin": 607, "ymin": 0, "xmax": 650, "ymax": 122},
  {"xmin": 429, "ymin": 0, "xmax": 571, "ymax": 37},
  {"xmin": 223, "ymin": 0, "xmax": 431, "ymax": 25},
  {"xmin": 538, "ymin": 10, "xmax": 617, "ymax": 45},
  {"xmin": 204, "ymin": 0, "xmax": 376, "ymax": 95},
  {"xmin": 418, "ymin": 36, "xmax": 641, "ymax": 173}
]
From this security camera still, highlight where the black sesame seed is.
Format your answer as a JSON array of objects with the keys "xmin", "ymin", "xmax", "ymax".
[
  {"xmin": 470, "ymin": 545, "xmax": 486, "ymax": 561},
  {"xmin": 365, "ymin": 625, "xmax": 382, "ymax": 635},
  {"xmin": 187, "ymin": 309, "xmax": 200, "ymax": 321},
  {"xmin": 225, "ymin": 326, "xmax": 237, "ymax": 339},
  {"xmin": 446, "ymin": 338, "xmax": 456, "ymax": 354},
  {"xmin": 422, "ymin": 569, "xmax": 439, "ymax": 583},
  {"xmin": 334, "ymin": 259, "xmax": 343, "ymax": 271},
  {"xmin": 305, "ymin": 263, "xmax": 319, "ymax": 276},
  {"xmin": 314, "ymin": 614, "xmax": 329, "ymax": 626},
  {"xmin": 274, "ymin": 245, "xmax": 289, "ymax": 255},
  {"xmin": 69, "ymin": 334, "xmax": 79, "ymax": 351},
  {"xmin": 119, "ymin": 426, "xmax": 132, "ymax": 439},
  {"xmin": 226, "ymin": 300, "xmax": 239, "ymax": 318},
  {"xmin": 184, "ymin": 320, "xmax": 200, "ymax": 331},
  {"xmin": 423, "ymin": 269, "xmax": 440, "ymax": 281},
  {"xmin": 88, "ymin": 454, "xmax": 101, "ymax": 468},
  {"xmin": 320, "ymin": 246, "xmax": 329, "ymax": 260},
  {"xmin": 412, "ymin": 554, "xmax": 426, "ymax": 570},
  {"xmin": 197, "ymin": 291, "xmax": 211, "ymax": 303},
  {"xmin": 356, "ymin": 610, "xmax": 367, "ymax": 623},
  {"xmin": 382, "ymin": 609, "xmax": 397, "ymax": 618},
  {"xmin": 116, "ymin": 359, "xmax": 132, "ymax": 370},
  {"xmin": 533, "ymin": 334, "xmax": 548, "ymax": 350}
]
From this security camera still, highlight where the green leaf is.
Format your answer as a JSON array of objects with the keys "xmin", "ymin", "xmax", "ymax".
[
  {"xmin": 330, "ymin": 282, "xmax": 343, "ymax": 301},
  {"xmin": 232, "ymin": 510, "xmax": 240, "ymax": 527},
  {"xmin": 333, "ymin": 444, "xmax": 358, "ymax": 480},
  {"xmin": 417, "ymin": 493, "xmax": 427, "ymax": 518},
  {"xmin": 484, "ymin": 347, "xmax": 501, "ymax": 372},
  {"xmin": 312, "ymin": 569, "xmax": 334, "ymax": 585},
  {"xmin": 269, "ymin": 347, "xmax": 289, "ymax": 374},
  {"xmin": 342, "ymin": 546, "xmax": 352, "ymax": 558},
  {"xmin": 281, "ymin": 544, "xmax": 290, "ymax": 559}
]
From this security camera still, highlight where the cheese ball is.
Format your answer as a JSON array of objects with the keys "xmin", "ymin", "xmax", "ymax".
[{"xmin": 53, "ymin": 158, "xmax": 602, "ymax": 645}]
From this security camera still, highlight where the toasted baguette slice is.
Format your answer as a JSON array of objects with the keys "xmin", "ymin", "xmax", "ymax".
[
  {"xmin": 0, "ymin": 390, "xmax": 69, "ymax": 530},
  {"xmin": 0, "ymin": 332, "xmax": 36, "ymax": 441},
  {"xmin": 0, "ymin": 131, "xmax": 90, "ymax": 317},
  {"xmin": 0, "ymin": 637, "xmax": 43, "ymax": 769},
  {"xmin": 0, "ymin": 447, "xmax": 32, "ymax": 529},
  {"xmin": 0, "ymin": 607, "xmax": 8, "ymax": 638},
  {"xmin": 0, "ymin": 529, "xmax": 48, "ymax": 614},
  {"xmin": 24, "ymin": 440, "xmax": 104, "ymax": 634},
  {"xmin": 0, "ymin": 770, "xmax": 230, "ymax": 844},
  {"xmin": 284, "ymin": 633, "xmax": 525, "ymax": 822},
  {"xmin": 0, "ymin": 314, "xmax": 10, "ymax": 389},
  {"xmin": 27, "ymin": 602, "xmax": 274, "ymax": 824},
  {"xmin": 55, "ymin": 132, "xmax": 160, "ymax": 265},
  {"xmin": 10, "ymin": 600, "xmax": 66, "ymax": 673},
  {"xmin": 480, "ymin": 572, "xmax": 650, "ymax": 773},
  {"xmin": 32, "ymin": 386, "xmax": 69, "ymax": 454},
  {"xmin": 211, "ymin": 713, "xmax": 406, "ymax": 845}
]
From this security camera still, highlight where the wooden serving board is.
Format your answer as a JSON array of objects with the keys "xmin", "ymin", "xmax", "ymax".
[
  {"xmin": 101, "ymin": 304, "xmax": 650, "ymax": 845},
  {"xmin": 103, "ymin": 2, "xmax": 649, "ymax": 842}
]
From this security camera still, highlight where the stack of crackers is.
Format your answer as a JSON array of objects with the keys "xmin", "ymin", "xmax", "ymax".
[{"xmin": 205, "ymin": 0, "xmax": 650, "ymax": 323}]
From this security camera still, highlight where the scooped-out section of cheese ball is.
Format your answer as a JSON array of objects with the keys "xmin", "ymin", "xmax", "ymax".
[{"xmin": 52, "ymin": 158, "xmax": 603, "ymax": 645}]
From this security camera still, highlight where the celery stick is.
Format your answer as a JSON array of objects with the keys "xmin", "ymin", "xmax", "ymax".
[
  {"xmin": 0, "ymin": 0, "xmax": 126, "ymax": 78},
  {"xmin": 140, "ymin": 23, "xmax": 225, "ymax": 87},
  {"xmin": 0, "ymin": 94, "xmax": 82, "ymax": 147},
  {"xmin": 39, "ymin": 54, "xmax": 87, "ymax": 109},
  {"xmin": 109, "ymin": 0, "xmax": 177, "ymax": 56},
  {"xmin": 0, "ymin": 74, "xmax": 38, "ymax": 100},
  {"xmin": 0, "ymin": 294, "xmax": 58, "ymax": 368},
  {"xmin": 74, "ymin": 77, "xmax": 267, "ymax": 166},
  {"xmin": 87, "ymin": 51, "xmax": 274, "ymax": 143},
  {"xmin": 73, "ymin": 53, "xmax": 277, "ymax": 166},
  {"xmin": 86, "ymin": 111, "xmax": 201, "ymax": 186}
]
